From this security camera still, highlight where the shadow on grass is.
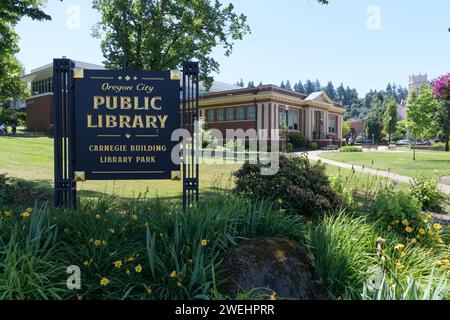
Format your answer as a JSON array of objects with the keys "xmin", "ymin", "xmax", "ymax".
[{"xmin": 1, "ymin": 174, "xmax": 232, "ymax": 207}]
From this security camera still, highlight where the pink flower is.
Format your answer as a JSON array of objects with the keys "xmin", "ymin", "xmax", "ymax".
[{"xmin": 431, "ymin": 74, "xmax": 450, "ymax": 100}]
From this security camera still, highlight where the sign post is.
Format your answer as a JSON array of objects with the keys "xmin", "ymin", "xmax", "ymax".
[{"xmin": 53, "ymin": 58, "xmax": 199, "ymax": 210}]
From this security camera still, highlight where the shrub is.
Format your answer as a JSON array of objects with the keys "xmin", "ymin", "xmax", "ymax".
[
  {"xmin": 371, "ymin": 190, "xmax": 424, "ymax": 234},
  {"xmin": 286, "ymin": 142, "xmax": 293, "ymax": 153},
  {"xmin": 339, "ymin": 146, "xmax": 363, "ymax": 153},
  {"xmin": 409, "ymin": 175, "xmax": 447, "ymax": 211},
  {"xmin": 309, "ymin": 142, "xmax": 319, "ymax": 150},
  {"xmin": 233, "ymin": 155, "xmax": 341, "ymax": 217},
  {"xmin": 290, "ymin": 133, "xmax": 310, "ymax": 148},
  {"xmin": 355, "ymin": 136, "xmax": 365, "ymax": 144}
]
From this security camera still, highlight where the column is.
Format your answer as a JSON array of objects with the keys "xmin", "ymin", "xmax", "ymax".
[{"xmin": 304, "ymin": 108, "xmax": 312, "ymax": 140}]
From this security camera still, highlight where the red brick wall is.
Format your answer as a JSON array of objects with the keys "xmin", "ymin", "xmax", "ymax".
[{"xmin": 26, "ymin": 94, "xmax": 53, "ymax": 135}]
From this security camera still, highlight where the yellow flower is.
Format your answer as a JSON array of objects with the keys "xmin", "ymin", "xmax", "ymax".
[
  {"xmin": 402, "ymin": 219, "xmax": 409, "ymax": 226},
  {"xmin": 94, "ymin": 240, "xmax": 102, "ymax": 246},
  {"xmin": 108, "ymin": 228, "xmax": 115, "ymax": 234},
  {"xmin": 95, "ymin": 214, "xmax": 101, "ymax": 220},
  {"xmin": 100, "ymin": 277, "xmax": 110, "ymax": 286},
  {"xmin": 127, "ymin": 256, "xmax": 136, "ymax": 262},
  {"xmin": 393, "ymin": 220, "xmax": 400, "ymax": 225},
  {"xmin": 83, "ymin": 259, "xmax": 93, "ymax": 267},
  {"xmin": 410, "ymin": 238, "xmax": 417, "ymax": 244},
  {"xmin": 433, "ymin": 224, "xmax": 443, "ymax": 231},
  {"xmin": 146, "ymin": 287, "xmax": 152, "ymax": 295},
  {"xmin": 135, "ymin": 264, "xmax": 143, "ymax": 273},
  {"xmin": 405, "ymin": 227, "xmax": 413, "ymax": 233},
  {"xmin": 428, "ymin": 230, "xmax": 434, "ymax": 236},
  {"xmin": 394, "ymin": 244, "xmax": 405, "ymax": 251},
  {"xmin": 400, "ymin": 252, "xmax": 406, "ymax": 258},
  {"xmin": 131, "ymin": 214, "xmax": 138, "ymax": 221},
  {"xmin": 125, "ymin": 268, "xmax": 131, "ymax": 276},
  {"xmin": 21, "ymin": 211, "xmax": 30, "ymax": 218},
  {"xmin": 442, "ymin": 259, "xmax": 450, "ymax": 267},
  {"xmin": 395, "ymin": 262, "xmax": 405, "ymax": 270},
  {"xmin": 26, "ymin": 207, "xmax": 33, "ymax": 213},
  {"xmin": 3, "ymin": 211, "xmax": 12, "ymax": 217},
  {"xmin": 113, "ymin": 260, "xmax": 122, "ymax": 268},
  {"xmin": 270, "ymin": 292, "xmax": 277, "ymax": 300},
  {"xmin": 177, "ymin": 281, "xmax": 182, "ymax": 287},
  {"xmin": 437, "ymin": 237, "xmax": 444, "ymax": 244},
  {"xmin": 170, "ymin": 270, "xmax": 177, "ymax": 278},
  {"xmin": 201, "ymin": 239, "xmax": 208, "ymax": 247},
  {"xmin": 418, "ymin": 228, "xmax": 425, "ymax": 236},
  {"xmin": 426, "ymin": 213, "xmax": 432, "ymax": 220},
  {"xmin": 435, "ymin": 260, "xmax": 443, "ymax": 266}
]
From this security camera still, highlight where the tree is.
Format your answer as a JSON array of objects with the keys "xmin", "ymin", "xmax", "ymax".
[
  {"xmin": 314, "ymin": 79, "xmax": 321, "ymax": 92},
  {"xmin": 324, "ymin": 81, "xmax": 336, "ymax": 100},
  {"xmin": 92, "ymin": 0, "xmax": 251, "ymax": 88},
  {"xmin": 0, "ymin": 0, "xmax": 55, "ymax": 103},
  {"xmin": 247, "ymin": 81, "xmax": 255, "ymax": 88},
  {"xmin": 285, "ymin": 80, "xmax": 292, "ymax": 91},
  {"xmin": 364, "ymin": 95, "xmax": 385, "ymax": 143},
  {"xmin": 406, "ymin": 86, "xmax": 439, "ymax": 160},
  {"xmin": 342, "ymin": 121, "xmax": 351, "ymax": 139},
  {"xmin": 235, "ymin": 78, "xmax": 244, "ymax": 87},
  {"xmin": 304, "ymin": 80, "xmax": 315, "ymax": 95},
  {"xmin": 295, "ymin": 81, "xmax": 305, "ymax": 94},
  {"xmin": 280, "ymin": 81, "xmax": 286, "ymax": 89},
  {"xmin": 431, "ymin": 74, "xmax": 450, "ymax": 152},
  {"xmin": 382, "ymin": 99, "xmax": 398, "ymax": 144}
]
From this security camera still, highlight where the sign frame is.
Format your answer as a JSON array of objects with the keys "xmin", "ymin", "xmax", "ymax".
[{"xmin": 53, "ymin": 58, "xmax": 199, "ymax": 210}]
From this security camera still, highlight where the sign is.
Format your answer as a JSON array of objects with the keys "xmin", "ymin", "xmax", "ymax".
[{"xmin": 73, "ymin": 69, "xmax": 181, "ymax": 181}]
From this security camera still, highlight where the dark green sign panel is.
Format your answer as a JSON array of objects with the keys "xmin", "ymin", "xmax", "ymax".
[{"xmin": 73, "ymin": 69, "xmax": 181, "ymax": 181}]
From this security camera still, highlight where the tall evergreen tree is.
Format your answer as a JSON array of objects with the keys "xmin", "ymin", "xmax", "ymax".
[
  {"xmin": 295, "ymin": 81, "xmax": 305, "ymax": 94},
  {"xmin": 247, "ymin": 81, "xmax": 255, "ymax": 88},
  {"xmin": 280, "ymin": 81, "xmax": 286, "ymax": 89},
  {"xmin": 324, "ymin": 81, "xmax": 336, "ymax": 100},
  {"xmin": 285, "ymin": 80, "xmax": 293, "ymax": 91},
  {"xmin": 304, "ymin": 80, "xmax": 315, "ymax": 95},
  {"xmin": 314, "ymin": 79, "xmax": 322, "ymax": 92}
]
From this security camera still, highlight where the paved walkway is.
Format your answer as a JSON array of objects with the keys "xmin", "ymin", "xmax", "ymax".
[{"xmin": 294, "ymin": 150, "xmax": 450, "ymax": 196}]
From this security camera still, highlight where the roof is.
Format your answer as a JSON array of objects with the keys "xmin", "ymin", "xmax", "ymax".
[
  {"xmin": 21, "ymin": 60, "xmax": 105, "ymax": 82},
  {"xmin": 200, "ymin": 81, "xmax": 241, "ymax": 93}
]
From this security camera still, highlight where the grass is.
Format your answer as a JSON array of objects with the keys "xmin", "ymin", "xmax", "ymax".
[
  {"xmin": 319, "ymin": 150, "xmax": 450, "ymax": 180},
  {"xmin": 0, "ymin": 137, "xmax": 407, "ymax": 201},
  {"xmin": 0, "ymin": 136, "xmax": 240, "ymax": 199}
]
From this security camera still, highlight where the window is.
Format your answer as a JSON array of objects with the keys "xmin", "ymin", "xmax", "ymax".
[
  {"xmin": 248, "ymin": 106, "xmax": 256, "ymax": 120},
  {"xmin": 328, "ymin": 115, "xmax": 337, "ymax": 133},
  {"xmin": 227, "ymin": 108, "xmax": 234, "ymax": 121},
  {"xmin": 31, "ymin": 77, "xmax": 53, "ymax": 96},
  {"xmin": 216, "ymin": 109, "xmax": 225, "ymax": 121},
  {"xmin": 207, "ymin": 109, "xmax": 215, "ymax": 122},
  {"xmin": 288, "ymin": 110, "xmax": 299, "ymax": 131},
  {"xmin": 237, "ymin": 107, "xmax": 245, "ymax": 120}
]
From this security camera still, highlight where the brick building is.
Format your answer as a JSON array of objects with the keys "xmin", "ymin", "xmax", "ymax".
[{"xmin": 21, "ymin": 60, "xmax": 344, "ymax": 146}]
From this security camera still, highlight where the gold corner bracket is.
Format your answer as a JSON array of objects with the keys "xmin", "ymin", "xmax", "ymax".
[
  {"xmin": 171, "ymin": 171, "xmax": 181, "ymax": 181},
  {"xmin": 74, "ymin": 171, "xmax": 86, "ymax": 182},
  {"xmin": 170, "ymin": 70, "xmax": 181, "ymax": 81},
  {"xmin": 73, "ymin": 67, "xmax": 84, "ymax": 79}
]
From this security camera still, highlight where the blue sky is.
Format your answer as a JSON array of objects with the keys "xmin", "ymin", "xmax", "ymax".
[{"xmin": 15, "ymin": 0, "xmax": 450, "ymax": 96}]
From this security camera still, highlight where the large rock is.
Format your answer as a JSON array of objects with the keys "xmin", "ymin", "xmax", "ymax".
[{"xmin": 221, "ymin": 237, "xmax": 324, "ymax": 300}]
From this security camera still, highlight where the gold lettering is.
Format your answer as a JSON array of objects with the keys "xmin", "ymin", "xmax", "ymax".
[
  {"xmin": 94, "ymin": 96, "xmax": 105, "ymax": 110},
  {"xmin": 106, "ymin": 115, "xmax": 117, "ymax": 128}
]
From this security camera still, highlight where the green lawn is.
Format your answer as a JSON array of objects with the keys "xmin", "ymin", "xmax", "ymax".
[
  {"xmin": 0, "ymin": 137, "xmax": 240, "ymax": 199},
  {"xmin": 0, "ymin": 137, "xmax": 407, "ymax": 199},
  {"xmin": 319, "ymin": 150, "xmax": 450, "ymax": 181}
]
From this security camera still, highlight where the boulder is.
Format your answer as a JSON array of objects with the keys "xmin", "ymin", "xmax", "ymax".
[{"xmin": 221, "ymin": 236, "xmax": 325, "ymax": 300}]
